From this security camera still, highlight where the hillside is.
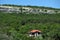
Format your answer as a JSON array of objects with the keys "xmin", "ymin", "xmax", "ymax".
[
  {"xmin": 0, "ymin": 4, "xmax": 60, "ymax": 40},
  {"xmin": 1, "ymin": 4, "xmax": 60, "ymax": 9},
  {"xmin": 0, "ymin": 12, "xmax": 60, "ymax": 40},
  {"xmin": 0, "ymin": 4, "xmax": 60, "ymax": 14}
]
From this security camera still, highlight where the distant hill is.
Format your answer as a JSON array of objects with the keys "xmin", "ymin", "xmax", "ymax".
[
  {"xmin": 0, "ymin": 4, "xmax": 60, "ymax": 14},
  {"xmin": 0, "ymin": 4, "xmax": 60, "ymax": 10}
]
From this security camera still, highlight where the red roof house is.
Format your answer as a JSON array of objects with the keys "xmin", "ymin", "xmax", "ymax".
[{"xmin": 29, "ymin": 30, "xmax": 42, "ymax": 37}]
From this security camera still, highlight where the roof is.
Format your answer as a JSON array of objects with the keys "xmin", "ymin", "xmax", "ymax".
[{"xmin": 30, "ymin": 30, "xmax": 41, "ymax": 33}]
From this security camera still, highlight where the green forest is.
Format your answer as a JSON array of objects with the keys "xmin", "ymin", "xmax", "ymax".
[{"xmin": 0, "ymin": 12, "xmax": 60, "ymax": 40}]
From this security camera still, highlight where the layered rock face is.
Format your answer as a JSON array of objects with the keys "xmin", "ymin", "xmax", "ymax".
[{"xmin": 0, "ymin": 6, "xmax": 60, "ymax": 14}]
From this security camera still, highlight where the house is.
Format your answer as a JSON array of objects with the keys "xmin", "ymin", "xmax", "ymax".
[{"xmin": 29, "ymin": 30, "xmax": 42, "ymax": 37}]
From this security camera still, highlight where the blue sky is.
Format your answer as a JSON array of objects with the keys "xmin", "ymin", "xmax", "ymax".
[{"xmin": 0, "ymin": 0, "xmax": 60, "ymax": 8}]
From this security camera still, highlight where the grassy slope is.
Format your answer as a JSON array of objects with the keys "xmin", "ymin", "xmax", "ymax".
[{"xmin": 0, "ymin": 12, "xmax": 60, "ymax": 40}]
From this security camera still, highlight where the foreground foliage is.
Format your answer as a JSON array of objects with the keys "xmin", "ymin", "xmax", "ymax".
[{"xmin": 0, "ymin": 12, "xmax": 60, "ymax": 40}]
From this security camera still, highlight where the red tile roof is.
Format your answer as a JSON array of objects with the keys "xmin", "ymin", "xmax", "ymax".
[{"xmin": 30, "ymin": 30, "xmax": 41, "ymax": 33}]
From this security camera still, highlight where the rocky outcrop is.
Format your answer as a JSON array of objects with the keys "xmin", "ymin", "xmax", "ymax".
[{"xmin": 0, "ymin": 6, "xmax": 60, "ymax": 14}]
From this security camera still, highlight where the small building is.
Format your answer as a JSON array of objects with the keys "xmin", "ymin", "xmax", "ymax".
[{"xmin": 29, "ymin": 30, "xmax": 42, "ymax": 37}]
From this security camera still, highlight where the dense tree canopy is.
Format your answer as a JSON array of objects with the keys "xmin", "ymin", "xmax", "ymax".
[{"xmin": 0, "ymin": 12, "xmax": 60, "ymax": 40}]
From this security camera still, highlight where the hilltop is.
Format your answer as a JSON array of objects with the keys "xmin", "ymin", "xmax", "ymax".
[
  {"xmin": 0, "ymin": 4, "xmax": 60, "ymax": 14},
  {"xmin": 0, "ymin": 4, "xmax": 60, "ymax": 9}
]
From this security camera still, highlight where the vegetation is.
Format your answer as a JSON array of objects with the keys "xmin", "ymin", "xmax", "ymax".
[{"xmin": 0, "ymin": 12, "xmax": 60, "ymax": 40}]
